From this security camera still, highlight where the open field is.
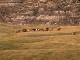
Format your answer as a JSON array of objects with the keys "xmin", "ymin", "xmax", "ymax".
[{"xmin": 0, "ymin": 23, "xmax": 80, "ymax": 60}]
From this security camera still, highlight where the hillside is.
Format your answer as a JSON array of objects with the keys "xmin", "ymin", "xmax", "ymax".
[
  {"xmin": 0, "ymin": 0, "xmax": 80, "ymax": 25},
  {"xmin": 0, "ymin": 0, "xmax": 80, "ymax": 60}
]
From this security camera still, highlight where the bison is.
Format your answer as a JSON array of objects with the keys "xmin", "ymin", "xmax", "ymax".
[
  {"xmin": 31, "ymin": 28, "xmax": 40, "ymax": 31},
  {"xmin": 46, "ymin": 28, "xmax": 49, "ymax": 31},
  {"xmin": 31, "ymin": 28, "xmax": 37, "ymax": 31},
  {"xmin": 22, "ymin": 29, "xmax": 27, "ymax": 32},
  {"xmin": 57, "ymin": 28, "xmax": 61, "ymax": 31}
]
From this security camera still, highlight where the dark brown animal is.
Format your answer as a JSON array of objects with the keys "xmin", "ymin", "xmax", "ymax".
[
  {"xmin": 57, "ymin": 28, "xmax": 61, "ymax": 31},
  {"xmin": 46, "ymin": 28, "xmax": 49, "ymax": 31},
  {"xmin": 32, "ymin": 28, "xmax": 37, "ymax": 31},
  {"xmin": 22, "ymin": 29, "xmax": 27, "ymax": 32},
  {"xmin": 72, "ymin": 32, "xmax": 76, "ymax": 35},
  {"xmin": 32, "ymin": 28, "xmax": 40, "ymax": 31}
]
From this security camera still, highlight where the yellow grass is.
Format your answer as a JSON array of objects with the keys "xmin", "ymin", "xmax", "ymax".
[{"xmin": 0, "ymin": 23, "xmax": 80, "ymax": 60}]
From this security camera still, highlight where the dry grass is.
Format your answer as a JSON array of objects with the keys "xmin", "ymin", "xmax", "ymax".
[{"xmin": 0, "ymin": 23, "xmax": 80, "ymax": 60}]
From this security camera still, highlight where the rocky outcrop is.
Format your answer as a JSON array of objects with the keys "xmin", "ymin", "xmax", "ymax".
[{"xmin": 0, "ymin": 0, "xmax": 80, "ymax": 25}]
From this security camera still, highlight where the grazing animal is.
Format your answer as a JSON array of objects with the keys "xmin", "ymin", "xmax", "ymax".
[
  {"xmin": 57, "ymin": 28, "xmax": 61, "ymax": 31},
  {"xmin": 16, "ymin": 30, "xmax": 21, "ymax": 33},
  {"xmin": 46, "ymin": 28, "xmax": 49, "ymax": 31},
  {"xmin": 39, "ymin": 28, "xmax": 44, "ymax": 31},
  {"xmin": 22, "ymin": 29, "xmax": 27, "ymax": 32},
  {"xmin": 32, "ymin": 28, "xmax": 37, "ymax": 31},
  {"xmin": 72, "ymin": 32, "xmax": 76, "ymax": 35},
  {"xmin": 37, "ymin": 28, "xmax": 40, "ymax": 31}
]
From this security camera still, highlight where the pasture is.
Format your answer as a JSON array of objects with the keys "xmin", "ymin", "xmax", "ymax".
[{"xmin": 0, "ymin": 23, "xmax": 80, "ymax": 60}]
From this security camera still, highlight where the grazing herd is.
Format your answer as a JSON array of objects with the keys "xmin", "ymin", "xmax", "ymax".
[
  {"xmin": 15, "ymin": 27, "xmax": 76, "ymax": 35},
  {"xmin": 16, "ymin": 27, "xmax": 56, "ymax": 33}
]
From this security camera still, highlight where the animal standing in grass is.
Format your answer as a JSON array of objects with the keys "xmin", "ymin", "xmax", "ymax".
[
  {"xmin": 22, "ymin": 29, "xmax": 27, "ymax": 32},
  {"xmin": 57, "ymin": 28, "xmax": 61, "ymax": 31},
  {"xmin": 72, "ymin": 32, "xmax": 76, "ymax": 35},
  {"xmin": 46, "ymin": 28, "xmax": 49, "ymax": 31}
]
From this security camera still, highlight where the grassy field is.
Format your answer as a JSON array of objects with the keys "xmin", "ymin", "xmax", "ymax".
[{"xmin": 0, "ymin": 23, "xmax": 80, "ymax": 60}]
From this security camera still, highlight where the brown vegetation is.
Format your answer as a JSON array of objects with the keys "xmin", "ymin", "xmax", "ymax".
[{"xmin": 0, "ymin": 0, "xmax": 79, "ymax": 25}]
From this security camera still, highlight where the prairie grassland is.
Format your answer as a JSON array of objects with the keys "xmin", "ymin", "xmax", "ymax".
[{"xmin": 0, "ymin": 23, "xmax": 80, "ymax": 60}]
